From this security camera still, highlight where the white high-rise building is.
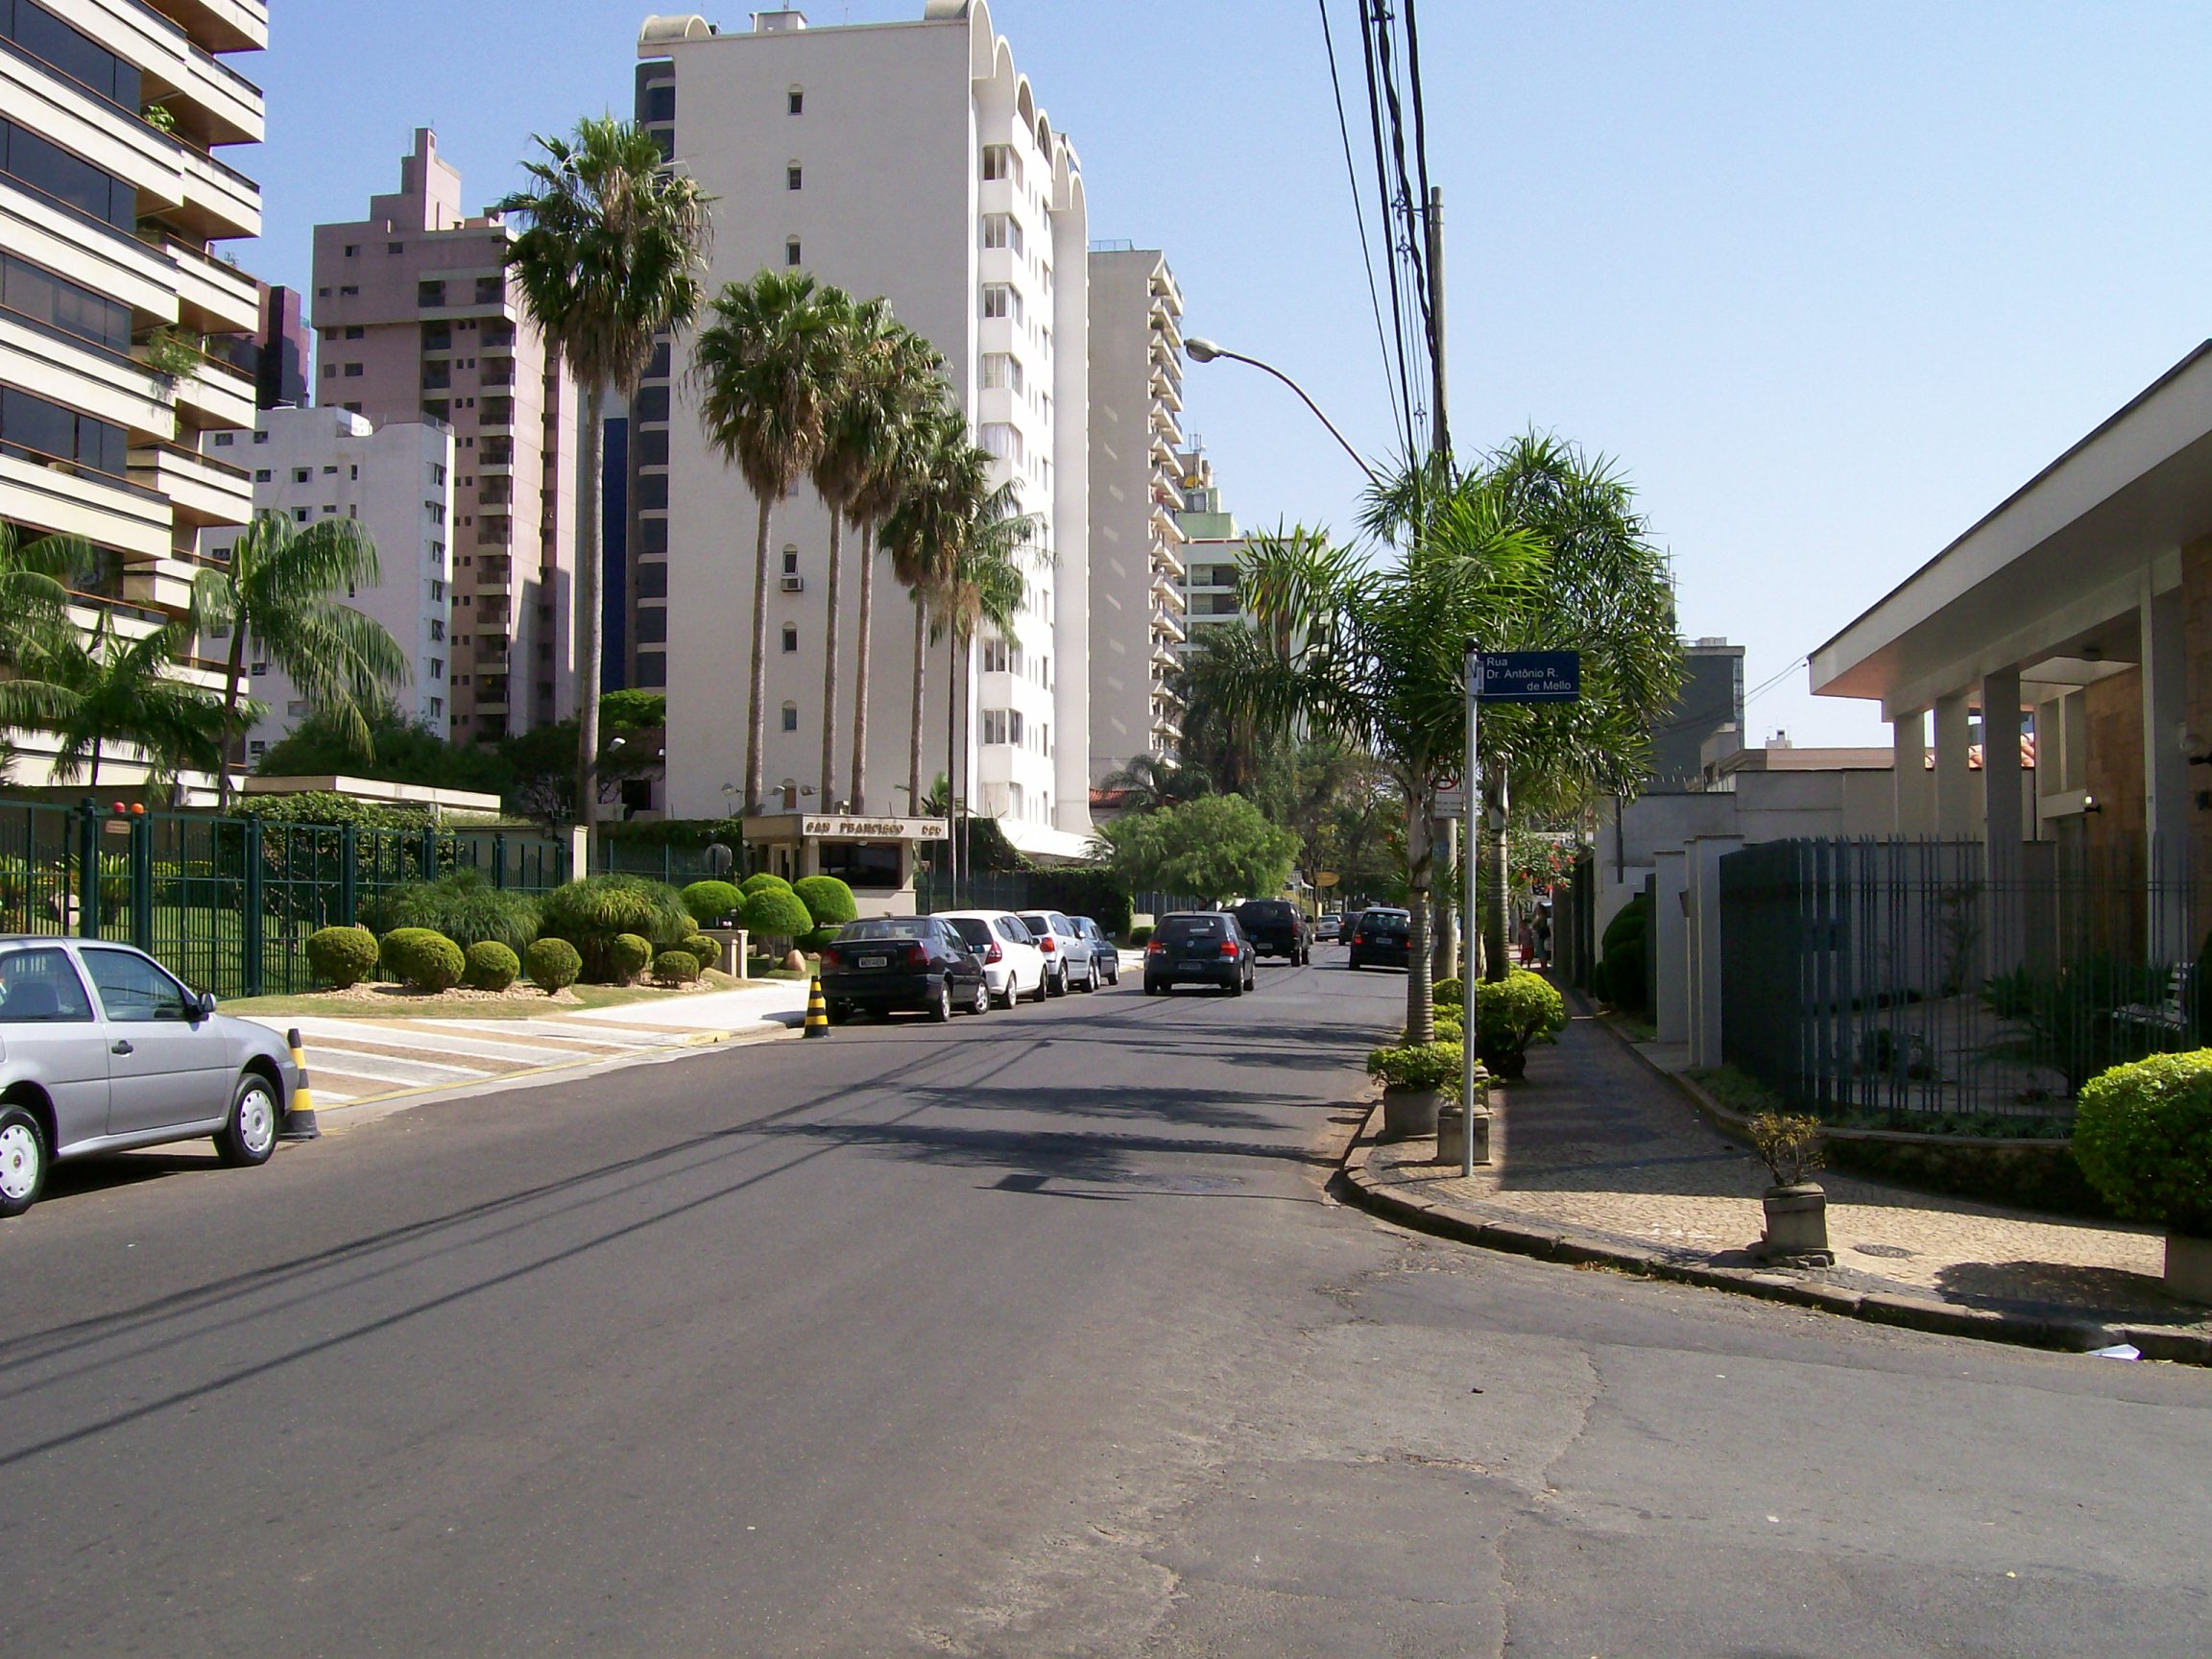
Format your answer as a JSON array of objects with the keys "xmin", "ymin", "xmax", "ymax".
[
  {"xmin": 213, "ymin": 406, "xmax": 455, "ymax": 764},
  {"xmin": 1086, "ymin": 245, "xmax": 1188, "ymax": 782},
  {"xmin": 635, "ymin": 2, "xmax": 1094, "ymax": 862}
]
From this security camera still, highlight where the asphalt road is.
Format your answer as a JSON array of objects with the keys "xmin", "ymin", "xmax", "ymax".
[{"xmin": 1, "ymin": 953, "xmax": 2207, "ymax": 1656}]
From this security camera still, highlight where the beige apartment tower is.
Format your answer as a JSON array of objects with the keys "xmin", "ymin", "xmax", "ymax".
[
  {"xmin": 0, "ymin": 0, "xmax": 267, "ymax": 786},
  {"xmin": 310, "ymin": 130, "xmax": 581, "ymax": 744}
]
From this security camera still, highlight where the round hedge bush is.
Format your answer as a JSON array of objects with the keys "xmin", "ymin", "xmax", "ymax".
[
  {"xmin": 609, "ymin": 931, "xmax": 654, "ymax": 984},
  {"xmin": 1472, "ymin": 971, "xmax": 1568, "ymax": 1080},
  {"xmin": 537, "ymin": 875, "xmax": 692, "ymax": 981},
  {"xmin": 383, "ymin": 926, "xmax": 465, "ymax": 993},
  {"xmin": 683, "ymin": 933, "xmax": 723, "ymax": 973},
  {"xmin": 652, "ymin": 949, "xmax": 701, "ymax": 985},
  {"xmin": 739, "ymin": 872, "xmax": 793, "ymax": 898},
  {"xmin": 305, "ymin": 925, "xmax": 380, "ymax": 989},
  {"xmin": 2074, "ymin": 1051, "xmax": 2212, "ymax": 1236},
  {"xmin": 681, "ymin": 879, "xmax": 742, "ymax": 926},
  {"xmin": 464, "ymin": 940, "xmax": 520, "ymax": 993},
  {"xmin": 1434, "ymin": 975, "xmax": 1465, "ymax": 1009},
  {"xmin": 742, "ymin": 886, "xmax": 814, "ymax": 945},
  {"xmin": 1129, "ymin": 925, "xmax": 1153, "ymax": 949},
  {"xmin": 793, "ymin": 874, "xmax": 857, "ymax": 930},
  {"xmin": 525, "ymin": 936, "xmax": 582, "ymax": 992}
]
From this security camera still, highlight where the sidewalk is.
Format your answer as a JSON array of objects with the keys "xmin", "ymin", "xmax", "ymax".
[
  {"xmin": 242, "ymin": 980, "xmax": 809, "ymax": 1118},
  {"xmin": 1342, "ymin": 1000, "xmax": 2212, "ymax": 1362}
]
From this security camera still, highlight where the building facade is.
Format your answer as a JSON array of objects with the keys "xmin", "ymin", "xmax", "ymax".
[
  {"xmin": 0, "ymin": 0, "xmax": 266, "ymax": 784},
  {"xmin": 1173, "ymin": 444, "xmax": 1250, "ymax": 643},
  {"xmin": 309, "ymin": 129, "xmax": 582, "ymax": 746},
  {"xmin": 217, "ymin": 405, "xmax": 454, "ymax": 763},
  {"xmin": 1085, "ymin": 244, "xmax": 1186, "ymax": 781},
  {"xmin": 635, "ymin": 2, "xmax": 1094, "ymax": 859}
]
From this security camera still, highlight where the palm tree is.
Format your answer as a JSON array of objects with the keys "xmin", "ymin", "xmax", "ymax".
[
  {"xmin": 842, "ymin": 325, "xmax": 946, "ymax": 815},
  {"xmin": 185, "ymin": 511, "xmax": 407, "ymax": 807},
  {"xmin": 805, "ymin": 291, "xmax": 878, "ymax": 809},
  {"xmin": 927, "ymin": 480, "xmax": 1035, "ymax": 894},
  {"xmin": 0, "ymin": 525, "xmax": 96, "ymax": 753},
  {"xmin": 693, "ymin": 270, "xmax": 846, "ymax": 814},
  {"xmin": 880, "ymin": 408, "xmax": 993, "ymax": 812},
  {"xmin": 36, "ymin": 612, "xmax": 242, "ymax": 789},
  {"xmin": 499, "ymin": 115, "xmax": 710, "ymax": 849},
  {"xmin": 1098, "ymin": 751, "xmax": 1211, "ymax": 812}
]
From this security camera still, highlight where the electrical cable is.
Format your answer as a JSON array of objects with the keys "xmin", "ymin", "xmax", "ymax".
[
  {"xmin": 1354, "ymin": 0, "xmax": 1420, "ymax": 462},
  {"xmin": 1317, "ymin": 0, "xmax": 1407, "ymax": 451}
]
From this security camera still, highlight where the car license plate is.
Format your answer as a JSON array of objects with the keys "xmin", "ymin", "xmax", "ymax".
[{"xmin": 859, "ymin": 954, "xmax": 888, "ymax": 969}]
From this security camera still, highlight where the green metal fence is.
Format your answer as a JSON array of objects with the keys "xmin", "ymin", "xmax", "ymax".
[{"xmin": 0, "ymin": 799, "xmax": 570, "ymax": 998}]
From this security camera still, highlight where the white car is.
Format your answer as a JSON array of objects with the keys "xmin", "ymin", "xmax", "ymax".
[
  {"xmin": 934, "ymin": 910, "xmax": 1050, "ymax": 1008},
  {"xmin": 1018, "ymin": 910, "xmax": 1097, "ymax": 996}
]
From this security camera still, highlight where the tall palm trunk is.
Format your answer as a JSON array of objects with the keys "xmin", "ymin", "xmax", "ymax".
[
  {"xmin": 907, "ymin": 596, "xmax": 927, "ymax": 813},
  {"xmin": 215, "ymin": 620, "xmax": 248, "ymax": 809},
  {"xmin": 1483, "ymin": 771, "xmax": 1511, "ymax": 982},
  {"xmin": 744, "ymin": 493, "xmax": 774, "ymax": 814},
  {"xmin": 574, "ymin": 383, "xmax": 606, "ymax": 846},
  {"xmin": 945, "ymin": 625, "xmax": 960, "ymax": 904},
  {"xmin": 1403, "ymin": 781, "xmax": 1437, "ymax": 1043},
  {"xmin": 849, "ymin": 523, "xmax": 877, "ymax": 814},
  {"xmin": 818, "ymin": 508, "xmax": 844, "ymax": 807}
]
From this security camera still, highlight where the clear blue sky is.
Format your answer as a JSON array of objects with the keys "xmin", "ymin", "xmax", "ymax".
[{"xmin": 243, "ymin": 2, "xmax": 2212, "ymax": 747}]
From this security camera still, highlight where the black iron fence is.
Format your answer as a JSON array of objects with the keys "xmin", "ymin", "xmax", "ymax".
[
  {"xmin": 1719, "ymin": 837, "xmax": 2211, "ymax": 1124},
  {"xmin": 0, "ymin": 799, "xmax": 569, "ymax": 998}
]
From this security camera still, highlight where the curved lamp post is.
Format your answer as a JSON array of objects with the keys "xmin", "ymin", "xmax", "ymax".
[{"xmin": 1183, "ymin": 337, "xmax": 1381, "ymax": 486}]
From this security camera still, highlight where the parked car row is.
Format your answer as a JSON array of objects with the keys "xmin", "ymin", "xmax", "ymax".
[{"xmin": 817, "ymin": 908, "xmax": 1122, "ymax": 1022}]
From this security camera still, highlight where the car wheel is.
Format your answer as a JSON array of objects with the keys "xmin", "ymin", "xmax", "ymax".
[
  {"xmin": 991, "ymin": 982, "xmax": 1015, "ymax": 1010},
  {"xmin": 1029, "ymin": 969, "xmax": 1050, "ymax": 1004},
  {"xmin": 826, "ymin": 998, "xmax": 849, "ymax": 1025},
  {"xmin": 0, "ymin": 1103, "xmax": 47, "ymax": 1218},
  {"xmin": 1047, "ymin": 966, "xmax": 1067, "ymax": 998},
  {"xmin": 969, "ymin": 977, "xmax": 990, "ymax": 1016},
  {"xmin": 216, "ymin": 1072, "xmax": 279, "ymax": 1168},
  {"xmin": 1108, "ymin": 962, "xmax": 1120, "ymax": 986},
  {"xmin": 1226, "ymin": 969, "xmax": 1243, "ymax": 998},
  {"xmin": 930, "ymin": 978, "xmax": 954, "ymax": 1022}
]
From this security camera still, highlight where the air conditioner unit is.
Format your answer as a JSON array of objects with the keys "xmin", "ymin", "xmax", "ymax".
[{"xmin": 780, "ymin": 574, "xmax": 805, "ymax": 593}]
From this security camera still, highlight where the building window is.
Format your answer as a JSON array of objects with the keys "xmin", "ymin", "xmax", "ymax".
[
  {"xmin": 979, "ymin": 215, "xmax": 1022, "ymax": 254},
  {"xmin": 981, "ymin": 284, "xmax": 1022, "ymax": 324},
  {"xmin": 388, "ymin": 241, "xmax": 404, "ymax": 254},
  {"xmin": 979, "ymin": 423, "xmax": 1022, "ymax": 465},
  {"xmin": 292, "ymin": 468, "xmax": 310, "ymax": 483},
  {"xmin": 978, "ymin": 352, "xmax": 1022, "ymax": 394},
  {"xmin": 637, "ymin": 562, "xmax": 668, "ymax": 599},
  {"xmin": 636, "ymin": 609, "xmax": 667, "ymax": 643},
  {"xmin": 781, "ymin": 546, "xmax": 800, "ymax": 576},
  {"xmin": 345, "ymin": 325, "xmax": 364, "ymax": 340},
  {"xmin": 980, "ymin": 144, "xmax": 1022, "ymax": 185},
  {"xmin": 344, "ymin": 243, "xmax": 360, "ymax": 257},
  {"xmin": 339, "ymin": 285, "xmax": 358, "ymax": 297},
  {"xmin": 637, "ymin": 652, "xmax": 666, "ymax": 687},
  {"xmin": 643, "ymin": 83, "xmax": 675, "ymax": 123},
  {"xmin": 786, "ymin": 162, "xmax": 802, "ymax": 191},
  {"xmin": 781, "ymin": 702, "xmax": 799, "ymax": 733},
  {"xmin": 253, "ymin": 469, "xmax": 270, "ymax": 482},
  {"xmin": 474, "ymin": 276, "xmax": 502, "ymax": 306},
  {"xmin": 0, "ymin": 252, "xmax": 132, "ymax": 352},
  {"xmin": 781, "ymin": 624, "xmax": 798, "ymax": 653},
  {"xmin": 784, "ymin": 237, "xmax": 802, "ymax": 267},
  {"xmin": 430, "ymin": 619, "xmax": 445, "ymax": 641},
  {"xmin": 787, "ymin": 86, "xmax": 803, "ymax": 114},
  {"xmin": 418, "ymin": 280, "xmax": 445, "ymax": 307},
  {"xmin": 344, "ymin": 362, "xmax": 363, "ymax": 377}
]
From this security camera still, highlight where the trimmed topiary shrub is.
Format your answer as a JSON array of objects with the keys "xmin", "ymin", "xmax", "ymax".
[
  {"xmin": 1595, "ymin": 895, "xmax": 1651, "ymax": 1013},
  {"xmin": 1129, "ymin": 925, "xmax": 1154, "ymax": 949},
  {"xmin": 681, "ymin": 879, "xmax": 742, "ymax": 926},
  {"xmin": 1434, "ymin": 975, "xmax": 1464, "ymax": 1009},
  {"xmin": 1473, "ymin": 971, "xmax": 1568, "ymax": 1080},
  {"xmin": 367, "ymin": 868, "xmax": 539, "ymax": 952},
  {"xmin": 683, "ymin": 933, "xmax": 723, "ymax": 973},
  {"xmin": 739, "ymin": 872, "xmax": 794, "ymax": 899},
  {"xmin": 2074, "ymin": 1050, "xmax": 2212, "ymax": 1236},
  {"xmin": 742, "ymin": 885, "xmax": 814, "ymax": 950},
  {"xmin": 537, "ymin": 875, "xmax": 692, "ymax": 982},
  {"xmin": 525, "ymin": 936, "xmax": 582, "ymax": 992},
  {"xmin": 383, "ymin": 927, "xmax": 465, "ymax": 993},
  {"xmin": 1366, "ymin": 1041, "xmax": 1464, "ymax": 1092},
  {"xmin": 792, "ymin": 874, "xmax": 858, "ymax": 931},
  {"xmin": 305, "ymin": 925, "xmax": 380, "ymax": 989},
  {"xmin": 652, "ymin": 949, "xmax": 701, "ymax": 985},
  {"xmin": 609, "ymin": 932, "xmax": 654, "ymax": 984},
  {"xmin": 464, "ymin": 940, "xmax": 520, "ymax": 992}
]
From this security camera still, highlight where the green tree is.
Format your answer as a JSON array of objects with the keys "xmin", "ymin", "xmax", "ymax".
[
  {"xmin": 185, "ymin": 510, "xmax": 405, "ymax": 806},
  {"xmin": 255, "ymin": 698, "xmax": 512, "ymax": 794},
  {"xmin": 880, "ymin": 407, "xmax": 991, "ymax": 813},
  {"xmin": 926, "ymin": 480, "xmax": 1034, "ymax": 881},
  {"xmin": 499, "ymin": 115, "xmax": 710, "ymax": 848},
  {"xmin": 0, "ymin": 526, "xmax": 97, "ymax": 768},
  {"xmin": 1095, "ymin": 794, "xmax": 1300, "ymax": 906},
  {"xmin": 693, "ymin": 270, "xmax": 847, "ymax": 814},
  {"xmin": 36, "ymin": 612, "xmax": 242, "ymax": 788},
  {"xmin": 1098, "ymin": 752, "xmax": 1213, "ymax": 812}
]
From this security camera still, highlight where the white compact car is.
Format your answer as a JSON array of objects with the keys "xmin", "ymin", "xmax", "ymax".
[
  {"xmin": 1017, "ymin": 910, "xmax": 1096, "ymax": 996},
  {"xmin": 934, "ymin": 910, "xmax": 1050, "ymax": 1008}
]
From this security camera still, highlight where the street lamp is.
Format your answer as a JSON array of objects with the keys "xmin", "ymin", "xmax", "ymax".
[{"xmin": 1183, "ymin": 336, "xmax": 1381, "ymax": 485}]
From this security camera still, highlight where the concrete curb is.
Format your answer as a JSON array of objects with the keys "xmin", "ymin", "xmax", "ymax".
[{"xmin": 1336, "ymin": 1099, "xmax": 2212, "ymax": 1366}]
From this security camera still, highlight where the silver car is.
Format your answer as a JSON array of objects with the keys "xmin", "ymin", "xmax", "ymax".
[{"xmin": 0, "ymin": 938, "xmax": 299, "ymax": 1218}]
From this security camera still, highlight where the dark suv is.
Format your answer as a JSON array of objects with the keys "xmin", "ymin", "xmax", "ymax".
[
  {"xmin": 1347, "ymin": 906, "xmax": 1412, "ymax": 972},
  {"xmin": 1233, "ymin": 900, "xmax": 1310, "ymax": 966},
  {"xmin": 1142, "ymin": 912, "xmax": 1258, "ymax": 997}
]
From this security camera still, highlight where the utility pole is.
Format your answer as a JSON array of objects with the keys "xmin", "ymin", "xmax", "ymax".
[
  {"xmin": 1428, "ymin": 185, "xmax": 1459, "ymax": 984},
  {"xmin": 1427, "ymin": 185, "xmax": 1449, "ymax": 463}
]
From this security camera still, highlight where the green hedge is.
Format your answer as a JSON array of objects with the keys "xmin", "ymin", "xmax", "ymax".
[
  {"xmin": 464, "ymin": 940, "xmax": 519, "ymax": 992},
  {"xmin": 652, "ymin": 949, "xmax": 701, "ymax": 985},
  {"xmin": 609, "ymin": 932, "xmax": 654, "ymax": 984},
  {"xmin": 1473, "ymin": 972, "xmax": 1568, "ymax": 1080},
  {"xmin": 793, "ymin": 874, "xmax": 857, "ymax": 929},
  {"xmin": 538, "ymin": 875, "xmax": 692, "ymax": 982},
  {"xmin": 525, "ymin": 937, "xmax": 582, "ymax": 992},
  {"xmin": 305, "ymin": 925, "xmax": 379, "ymax": 989},
  {"xmin": 1595, "ymin": 895, "xmax": 1651, "ymax": 1013},
  {"xmin": 1367, "ymin": 1042, "xmax": 1464, "ymax": 1092},
  {"xmin": 681, "ymin": 879, "xmax": 742, "ymax": 926},
  {"xmin": 2075, "ymin": 1050, "xmax": 2212, "ymax": 1235},
  {"xmin": 367, "ymin": 869, "xmax": 539, "ymax": 952},
  {"xmin": 382, "ymin": 927, "xmax": 465, "ymax": 993}
]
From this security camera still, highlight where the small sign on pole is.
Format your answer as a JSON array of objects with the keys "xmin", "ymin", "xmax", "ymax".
[{"xmin": 1475, "ymin": 650, "xmax": 1581, "ymax": 704}]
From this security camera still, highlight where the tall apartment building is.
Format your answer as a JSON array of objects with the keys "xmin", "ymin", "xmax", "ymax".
[
  {"xmin": 217, "ymin": 405, "xmax": 454, "ymax": 764},
  {"xmin": 309, "ymin": 129, "xmax": 582, "ymax": 746},
  {"xmin": 0, "ymin": 0, "xmax": 266, "ymax": 785},
  {"xmin": 1173, "ymin": 445, "xmax": 1253, "ymax": 643},
  {"xmin": 635, "ymin": 3, "xmax": 1094, "ymax": 859},
  {"xmin": 1085, "ymin": 244, "xmax": 1187, "ymax": 783}
]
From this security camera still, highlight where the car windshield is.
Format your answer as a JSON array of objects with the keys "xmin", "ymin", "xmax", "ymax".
[
  {"xmin": 1361, "ymin": 912, "xmax": 1409, "ymax": 935},
  {"xmin": 947, "ymin": 919, "xmax": 993, "ymax": 949},
  {"xmin": 838, "ymin": 919, "xmax": 929, "ymax": 942}
]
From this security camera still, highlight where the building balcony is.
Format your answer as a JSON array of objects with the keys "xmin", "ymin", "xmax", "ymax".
[
  {"xmin": 160, "ymin": 346, "xmax": 255, "ymax": 432},
  {"xmin": 1152, "ymin": 405, "xmax": 1184, "ymax": 449},
  {"xmin": 142, "ymin": 0, "xmax": 267, "ymax": 53},
  {"xmin": 120, "ymin": 553, "xmax": 198, "ymax": 613},
  {"xmin": 142, "ymin": 230, "xmax": 259, "ymax": 334},
  {"xmin": 1150, "ymin": 541, "xmax": 1187, "ymax": 583},
  {"xmin": 1148, "ymin": 500, "xmax": 1186, "ymax": 543},
  {"xmin": 2, "ymin": 310, "xmax": 169, "ymax": 438},
  {"xmin": 0, "ymin": 446, "xmax": 169, "ymax": 560},
  {"xmin": 1149, "ymin": 370, "xmax": 1182, "ymax": 413},
  {"xmin": 1, "ymin": 183, "xmax": 178, "ymax": 325},
  {"xmin": 1150, "ymin": 606, "xmax": 1187, "ymax": 645},
  {"xmin": 127, "ymin": 439, "xmax": 250, "ymax": 528},
  {"xmin": 114, "ymin": 0, "xmax": 266, "ymax": 148}
]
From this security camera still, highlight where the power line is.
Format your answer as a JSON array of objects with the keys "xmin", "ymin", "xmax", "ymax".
[
  {"xmin": 1354, "ymin": 0, "xmax": 1420, "ymax": 462},
  {"xmin": 1316, "ymin": 0, "xmax": 1406, "ymax": 453}
]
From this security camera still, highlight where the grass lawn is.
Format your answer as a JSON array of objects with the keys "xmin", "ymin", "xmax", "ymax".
[{"xmin": 226, "ymin": 970, "xmax": 753, "ymax": 1021}]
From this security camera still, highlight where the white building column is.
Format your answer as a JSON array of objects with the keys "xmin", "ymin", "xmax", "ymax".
[
  {"xmin": 1982, "ymin": 668, "xmax": 2024, "ymax": 853},
  {"xmin": 1651, "ymin": 847, "xmax": 1690, "ymax": 1045},
  {"xmin": 2142, "ymin": 583, "xmax": 2190, "ymax": 954},
  {"xmin": 1684, "ymin": 834, "xmax": 1744, "ymax": 1069},
  {"xmin": 1933, "ymin": 691, "xmax": 1975, "ymax": 838},
  {"xmin": 1892, "ymin": 708, "xmax": 1932, "ymax": 835}
]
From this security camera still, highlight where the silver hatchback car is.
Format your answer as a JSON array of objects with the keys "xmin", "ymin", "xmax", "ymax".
[{"xmin": 0, "ymin": 938, "xmax": 299, "ymax": 1217}]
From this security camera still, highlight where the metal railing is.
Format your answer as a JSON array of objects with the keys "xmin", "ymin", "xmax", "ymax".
[{"xmin": 1719, "ymin": 837, "xmax": 2212, "ymax": 1124}]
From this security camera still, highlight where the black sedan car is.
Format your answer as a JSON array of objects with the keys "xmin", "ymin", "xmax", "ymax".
[
  {"xmin": 1233, "ymin": 899, "xmax": 1310, "ymax": 965},
  {"xmin": 1142, "ymin": 911, "xmax": 1258, "ymax": 997},
  {"xmin": 1347, "ymin": 906, "xmax": 1413, "ymax": 971},
  {"xmin": 1071, "ymin": 916, "xmax": 1122, "ymax": 987},
  {"xmin": 820, "ymin": 916, "xmax": 989, "ymax": 1022}
]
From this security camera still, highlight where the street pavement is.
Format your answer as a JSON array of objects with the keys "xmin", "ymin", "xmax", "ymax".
[{"xmin": 0, "ymin": 952, "xmax": 2207, "ymax": 1655}]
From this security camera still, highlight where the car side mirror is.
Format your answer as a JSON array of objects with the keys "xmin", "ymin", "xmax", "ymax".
[{"xmin": 197, "ymin": 989, "xmax": 218, "ymax": 1020}]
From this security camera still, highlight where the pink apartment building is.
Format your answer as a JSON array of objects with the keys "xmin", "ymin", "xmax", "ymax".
[{"xmin": 308, "ymin": 130, "xmax": 580, "ymax": 743}]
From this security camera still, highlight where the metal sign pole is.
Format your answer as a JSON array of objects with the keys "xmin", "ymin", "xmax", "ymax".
[{"xmin": 1463, "ymin": 642, "xmax": 1485, "ymax": 1175}]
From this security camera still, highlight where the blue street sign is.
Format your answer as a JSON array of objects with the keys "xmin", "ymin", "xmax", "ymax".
[{"xmin": 1476, "ymin": 651, "xmax": 1580, "ymax": 703}]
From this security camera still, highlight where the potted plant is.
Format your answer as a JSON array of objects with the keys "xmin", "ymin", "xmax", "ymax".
[
  {"xmin": 1748, "ymin": 1111, "xmax": 1833, "ymax": 1265},
  {"xmin": 2074, "ymin": 1052, "xmax": 2212, "ymax": 1302},
  {"xmin": 1367, "ymin": 1041, "xmax": 1460, "ymax": 1140}
]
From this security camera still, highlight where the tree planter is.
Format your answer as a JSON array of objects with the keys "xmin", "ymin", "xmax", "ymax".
[
  {"xmin": 1382, "ymin": 1085, "xmax": 1441, "ymax": 1141},
  {"xmin": 1755, "ymin": 1183, "xmax": 1834, "ymax": 1266},
  {"xmin": 2166, "ymin": 1234, "xmax": 2212, "ymax": 1304}
]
